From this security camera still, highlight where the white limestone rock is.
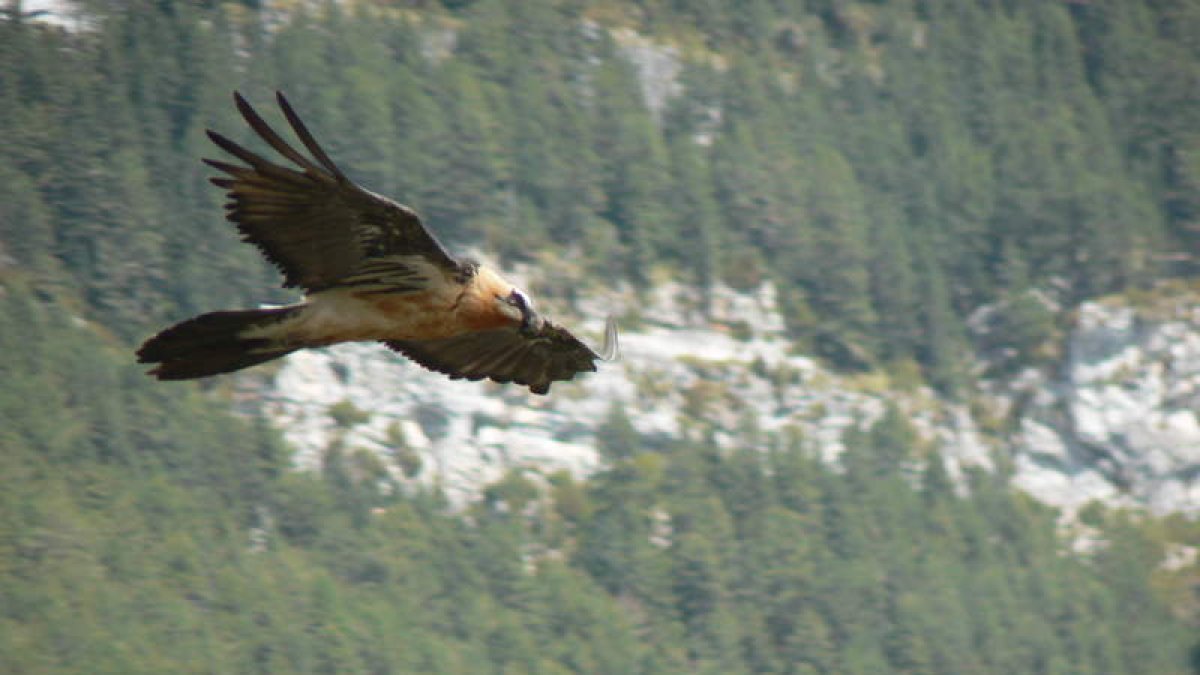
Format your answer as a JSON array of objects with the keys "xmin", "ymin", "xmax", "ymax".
[
  {"xmin": 1004, "ymin": 297, "xmax": 1200, "ymax": 515},
  {"xmin": 246, "ymin": 272, "xmax": 1200, "ymax": 518},
  {"xmin": 247, "ymin": 278, "xmax": 992, "ymax": 505},
  {"xmin": 608, "ymin": 27, "xmax": 683, "ymax": 121}
]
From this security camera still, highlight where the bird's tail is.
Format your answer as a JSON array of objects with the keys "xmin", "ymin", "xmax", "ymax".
[{"xmin": 137, "ymin": 307, "xmax": 301, "ymax": 380}]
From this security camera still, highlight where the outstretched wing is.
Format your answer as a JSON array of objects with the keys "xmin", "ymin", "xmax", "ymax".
[
  {"xmin": 206, "ymin": 91, "xmax": 463, "ymax": 293},
  {"xmin": 386, "ymin": 318, "xmax": 619, "ymax": 395}
]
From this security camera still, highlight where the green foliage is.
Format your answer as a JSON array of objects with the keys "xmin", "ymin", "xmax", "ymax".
[
  {"xmin": 3, "ymin": 0, "xmax": 1193, "ymax": 382},
  {"xmin": 976, "ymin": 289, "xmax": 1062, "ymax": 375},
  {"xmin": 484, "ymin": 469, "xmax": 541, "ymax": 513},
  {"xmin": 387, "ymin": 422, "xmax": 425, "ymax": 479},
  {"xmin": 2, "ymin": 1, "xmax": 1198, "ymax": 672},
  {"xmin": 596, "ymin": 402, "xmax": 641, "ymax": 462},
  {"xmin": 0, "ymin": 280, "xmax": 1195, "ymax": 672},
  {"xmin": 327, "ymin": 400, "xmax": 370, "ymax": 429}
]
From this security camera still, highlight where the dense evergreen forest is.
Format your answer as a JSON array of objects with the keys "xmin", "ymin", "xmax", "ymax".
[
  {"xmin": 4, "ymin": 0, "xmax": 1198, "ymax": 383},
  {"xmin": 2, "ymin": 0, "xmax": 1198, "ymax": 672},
  {"xmin": 2, "ymin": 280, "xmax": 1196, "ymax": 673}
]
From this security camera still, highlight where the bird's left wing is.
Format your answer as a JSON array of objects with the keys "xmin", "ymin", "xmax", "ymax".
[
  {"xmin": 205, "ymin": 92, "xmax": 465, "ymax": 294},
  {"xmin": 386, "ymin": 317, "xmax": 618, "ymax": 395}
]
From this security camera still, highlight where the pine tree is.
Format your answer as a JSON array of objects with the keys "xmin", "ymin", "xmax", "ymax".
[
  {"xmin": 589, "ymin": 52, "xmax": 670, "ymax": 282},
  {"xmin": 796, "ymin": 144, "xmax": 878, "ymax": 367},
  {"xmin": 665, "ymin": 133, "xmax": 723, "ymax": 288},
  {"xmin": 867, "ymin": 208, "xmax": 922, "ymax": 363}
]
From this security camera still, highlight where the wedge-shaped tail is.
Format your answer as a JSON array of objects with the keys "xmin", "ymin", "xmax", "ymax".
[{"xmin": 137, "ymin": 307, "xmax": 299, "ymax": 380}]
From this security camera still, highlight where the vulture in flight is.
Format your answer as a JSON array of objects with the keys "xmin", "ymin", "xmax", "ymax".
[{"xmin": 138, "ymin": 92, "xmax": 617, "ymax": 395}]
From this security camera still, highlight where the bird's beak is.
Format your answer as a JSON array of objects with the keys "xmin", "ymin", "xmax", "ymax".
[{"xmin": 520, "ymin": 306, "xmax": 544, "ymax": 336}]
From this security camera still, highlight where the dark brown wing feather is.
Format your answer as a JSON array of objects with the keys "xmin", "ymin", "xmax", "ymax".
[
  {"xmin": 206, "ymin": 91, "xmax": 461, "ymax": 292},
  {"xmin": 385, "ymin": 321, "xmax": 602, "ymax": 395}
]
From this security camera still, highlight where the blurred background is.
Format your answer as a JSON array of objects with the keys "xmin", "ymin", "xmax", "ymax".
[{"xmin": 1, "ymin": 0, "xmax": 1198, "ymax": 672}]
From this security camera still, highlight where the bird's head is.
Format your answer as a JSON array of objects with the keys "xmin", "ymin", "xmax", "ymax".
[{"xmin": 497, "ymin": 287, "xmax": 543, "ymax": 336}]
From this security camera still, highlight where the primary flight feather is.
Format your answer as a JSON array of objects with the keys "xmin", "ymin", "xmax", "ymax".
[{"xmin": 137, "ymin": 92, "xmax": 617, "ymax": 395}]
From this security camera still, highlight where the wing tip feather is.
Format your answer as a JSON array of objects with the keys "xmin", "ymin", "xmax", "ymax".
[
  {"xmin": 274, "ymin": 90, "xmax": 348, "ymax": 182},
  {"xmin": 599, "ymin": 316, "xmax": 620, "ymax": 362}
]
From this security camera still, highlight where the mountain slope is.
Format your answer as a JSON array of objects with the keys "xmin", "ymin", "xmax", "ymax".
[{"xmin": 2, "ymin": 1, "xmax": 1199, "ymax": 672}]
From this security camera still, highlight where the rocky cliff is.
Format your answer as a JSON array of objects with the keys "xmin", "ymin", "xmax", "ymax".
[
  {"xmin": 994, "ymin": 291, "xmax": 1200, "ymax": 515},
  {"xmin": 199, "ymin": 10, "xmax": 1200, "ymax": 517},
  {"xmin": 241, "ymin": 272, "xmax": 1199, "ymax": 516},
  {"xmin": 243, "ymin": 277, "xmax": 910, "ymax": 505}
]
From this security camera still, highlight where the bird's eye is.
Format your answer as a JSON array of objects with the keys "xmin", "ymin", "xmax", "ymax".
[{"xmin": 507, "ymin": 289, "xmax": 530, "ymax": 311}]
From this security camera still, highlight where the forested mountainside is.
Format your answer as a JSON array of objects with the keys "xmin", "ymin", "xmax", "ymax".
[
  {"xmin": 2, "ymin": 0, "xmax": 1199, "ymax": 672},
  {"xmin": 3, "ymin": 0, "xmax": 1197, "ymax": 386},
  {"xmin": 3, "ymin": 279, "xmax": 1197, "ymax": 673}
]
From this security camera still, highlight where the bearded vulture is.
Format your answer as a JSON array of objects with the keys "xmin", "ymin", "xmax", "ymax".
[{"xmin": 137, "ymin": 92, "xmax": 617, "ymax": 395}]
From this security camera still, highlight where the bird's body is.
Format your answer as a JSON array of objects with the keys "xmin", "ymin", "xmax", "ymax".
[
  {"xmin": 138, "ymin": 92, "xmax": 615, "ymax": 394},
  {"xmin": 247, "ymin": 265, "xmax": 515, "ymax": 345}
]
